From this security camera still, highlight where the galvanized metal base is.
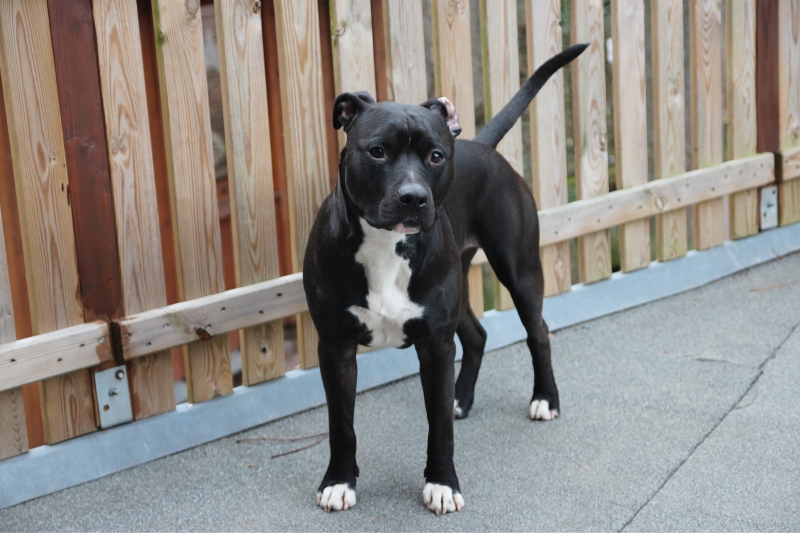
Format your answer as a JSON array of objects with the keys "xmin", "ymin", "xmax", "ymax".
[{"xmin": 1, "ymin": 223, "xmax": 799, "ymax": 510}]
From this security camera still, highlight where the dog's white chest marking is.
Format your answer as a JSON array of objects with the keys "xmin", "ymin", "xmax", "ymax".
[{"xmin": 348, "ymin": 219, "xmax": 424, "ymax": 348}]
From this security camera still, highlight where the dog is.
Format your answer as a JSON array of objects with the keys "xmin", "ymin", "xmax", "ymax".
[{"xmin": 303, "ymin": 43, "xmax": 588, "ymax": 515}]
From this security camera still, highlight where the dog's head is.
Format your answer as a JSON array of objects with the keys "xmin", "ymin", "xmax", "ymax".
[{"xmin": 333, "ymin": 91, "xmax": 461, "ymax": 234}]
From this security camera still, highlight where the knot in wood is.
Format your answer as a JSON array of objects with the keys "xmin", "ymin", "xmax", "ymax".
[
  {"xmin": 655, "ymin": 196, "xmax": 665, "ymax": 210},
  {"xmin": 334, "ymin": 23, "xmax": 347, "ymax": 38},
  {"xmin": 195, "ymin": 326, "xmax": 212, "ymax": 340},
  {"xmin": 253, "ymin": 1, "xmax": 262, "ymax": 14},
  {"xmin": 185, "ymin": 0, "xmax": 200, "ymax": 17}
]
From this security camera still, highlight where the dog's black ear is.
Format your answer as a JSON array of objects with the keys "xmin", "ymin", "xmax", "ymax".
[
  {"xmin": 420, "ymin": 97, "xmax": 462, "ymax": 138},
  {"xmin": 333, "ymin": 91, "xmax": 376, "ymax": 131}
]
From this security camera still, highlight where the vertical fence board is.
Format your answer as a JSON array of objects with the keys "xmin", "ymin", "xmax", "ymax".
[
  {"xmin": 151, "ymin": 0, "xmax": 232, "ymax": 401},
  {"xmin": 274, "ymin": 0, "xmax": 330, "ymax": 368},
  {"xmin": 571, "ymin": 0, "xmax": 612, "ymax": 283},
  {"xmin": 331, "ymin": 0, "xmax": 376, "ymax": 150},
  {"xmin": 481, "ymin": 0, "xmax": 519, "ymax": 310},
  {"xmin": 526, "ymin": 0, "xmax": 570, "ymax": 296},
  {"xmin": 0, "ymin": 198, "xmax": 27, "ymax": 460},
  {"xmin": 652, "ymin": 0, "xmax": 688, "ymax": 260},
  {"xmin": 690, "ymin": 0, "xmax": 724, "ymax": 249},
  {"xmin": 94, "ymin": 0, "xmax": 175, "ymax": 418},
  {"xmin": 611, "ymin": 0, "xmax": 650, "ymax": 271},
  {"xmin": 0, "ymin": 0, "xmax": 95, "ymax": 444},
  {"xmin": 381, "ymin": 0, "xmax": 427, "ymax": 104},
  {"xmin": 215, "ymin": 0, "xmax": 285, "ymax": 384},
  {"xmin": 779, "ymin": 0, "xmax": 800, "ymax": 225},
  {"xmin": 726, "ymin": 0, "xmax": 758, "ymax": 238}
]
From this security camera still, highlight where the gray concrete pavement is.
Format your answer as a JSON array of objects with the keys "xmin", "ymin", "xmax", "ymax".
[{"xmin": 1, "ymin": 252, "xmax": 799, "ymax": 532}]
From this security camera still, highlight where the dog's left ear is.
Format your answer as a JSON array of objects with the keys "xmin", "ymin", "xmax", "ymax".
[
  {"xmin": 333, "ymin": 91, "xmax": 376, "ymax": 131},
  {"xmin": 421, "ymin": 97, "xmax": 462, "ymax": 138}
]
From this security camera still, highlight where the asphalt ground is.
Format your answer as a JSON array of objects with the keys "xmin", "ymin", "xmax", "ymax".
[{"xmin": 2, "ymin": 252, "xmax": 799, "ymax": 532}]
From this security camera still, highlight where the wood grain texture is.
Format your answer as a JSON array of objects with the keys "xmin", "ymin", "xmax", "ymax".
[
  {"xmin": 468, "ymin": 264, "xmax": 483, "ymax": 318},
  {"xmin": 151, "ymin": 0, "xmax": 231, "ymax": 402},
  {"xmin": 370, "ymin": 0, "xmax": 388, "ymax": 102},
  {"xmin": 782, "ymin": 147, "xmax": 800, "ymax": 181},
  {"xmin": 725, "ymin": 0, "xmax": 758, "ymax": 239},
  {"xmin": 0, "ymin": 197, "xmax": 27, "ymax": 460},
  {"xmin": 779, "ymin": 0, "xmax": 800, "ymax": 226},
  {"xmin": 432, "ymin": 0, "xmax": 475, "ymax": 138},
  {"xmin": 215, "ymin": 0, "xmax": 284, "ymax": 385},
  {"xmin": 611, "ymin": 0, "xmax": 650, "ymax": 271},
  {"xmin": 690, "ymin": 0, "xmax": 724, "ymax": 249},
  {"xmin": 381, "ymin": 0, "xmax": 427, "ymax": 104},
  {"xmin": 538, "ymin": 153, "xmax": 774, "ymax": 245},
  {"xmin": 525, "ymin": 0, "xmax": 570, "ymax": 296},
  {"xmin": 571, "ymin": 0, "xmax": 611, "ymax": 283},
  {"xmin": 651, "ymin": 0, "xmax": 688, "ymax": 261},
  {"xmin": 0, "ymin": 0, "xmax": 96, "ymax": 444},
  {"xmin": 331, "ymin": 0, "xmax": 376, "ymax": 149},
  {"xmin": 94, "ymin": 0, "xmax": 174, "ymax": 418}
]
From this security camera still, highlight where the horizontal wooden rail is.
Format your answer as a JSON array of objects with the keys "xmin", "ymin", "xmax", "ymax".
[
  {"xmin": 538, "ymin": 153, "xmax": 774, "ymax": 246},
  {"xmin": 0, "ymin": 321, "xmax": 111, "ymax": 393},
  {"xmin": 782, "ymin": 148, "xmax": 800, "ymax": 181},
  {"xmin": 118, "ymin": 273, "xmax": 305, "ymax": 360}
]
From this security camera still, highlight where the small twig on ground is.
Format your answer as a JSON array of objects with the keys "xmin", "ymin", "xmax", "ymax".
[
  {"xmin": 750, "ymin": 279, "xmax": 800, "ymax": 292},
  {"xmin": 237, "ymin": 431, "xmax": 329, "ymax": 444},
  {"xmin": 271, "ymin": 436, "xmax": 328, "ymax": 459}
]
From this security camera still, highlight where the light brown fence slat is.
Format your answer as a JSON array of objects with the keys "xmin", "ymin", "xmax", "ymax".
[
  {"xmin": 526, "ymin": 0, "xmax": 570, "ymax": 296},
  {"xmin": 652, "ymin": 0, "xmax": 688, "ymax": 261},
  {"xmin": 611, "ymin": 0, "xmax": 650, "ymax": 271},
  {"xmin": 571, "ymin": 0, "xmax": 612, "ymax": 283},
  {"xmin": 215, "ymin": 0, "xmax": 284, "ymax": 385},
  {"xmin": 690, "ymin": 0, "xmax": 724, "ymax": 249},
  {"xmin": 274, "ymin": 0, "xmax": 330, "ymax": 368},
  {"xmin": 481, "ymin": 0, "xmax": 519, "ymax": 311},
  {"xmin": 726, "ymin": 0, "xmax": 758, "ymax": 239},
  {"xmin": 0, "ymin": 198, "xmax": 27, "ymax": 460},
  {"xmin": 779, "ymin": 0, "xmax": 800, "ymax": 225},
  {"xmin": 783, "ymin": 147, "xmax": 800, "ymax": 181},
  {"xmin": 0, "ymin": 0, "xmax": 95, "ymax": 444},
  {"xmin": 381, "ymin": 0, "xmax": 427, "ymax": 104},
  {"xmin": 93, "ymin": 0, "xmax": 175, "ymax": 419},
  {"xmin": 151, "ymin": 0, "xmax": 232, "ymax": 402},
  {"xmin": 331, "ymin": 0, "xmax": 376, "ymax": 150}
]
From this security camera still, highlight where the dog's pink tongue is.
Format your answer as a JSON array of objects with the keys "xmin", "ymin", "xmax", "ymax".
[{"xmin": 394, "ymin": 223, "xmax": 419, "ymax": 234}]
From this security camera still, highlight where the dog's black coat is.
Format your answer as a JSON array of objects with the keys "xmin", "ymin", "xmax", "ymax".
[{"xmin": 303, "ymin": 43, "xmax": 588, "ymax": 509}]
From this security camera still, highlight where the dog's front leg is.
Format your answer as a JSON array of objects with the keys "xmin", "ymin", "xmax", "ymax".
[
  {"xmin": 416, "ymin": 338, "xmax": 464, "ymax": 515},
  {"xmin": 316, "ymin": 339, "xmax": 359, "ymax": 512}
]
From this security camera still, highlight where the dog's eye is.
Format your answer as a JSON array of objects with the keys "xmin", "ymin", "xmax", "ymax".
[
  {"xmin": 430, "ymin": 151, "xmax": 444, "ymax": 163},
  {"xmin": 368, "ymin": 147, "xmax": 384, "ymax": 159}
]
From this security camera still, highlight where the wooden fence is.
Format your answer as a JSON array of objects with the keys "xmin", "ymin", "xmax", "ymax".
[{"xmin": 0, "ymin": 0, "xmax": 798, "ymax": 462}]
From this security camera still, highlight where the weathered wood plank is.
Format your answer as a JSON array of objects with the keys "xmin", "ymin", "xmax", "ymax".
[
  {"xmin": 381, "ymin": 0, "xmax": 427, "ymax": 104},
  {"xmin": 611, "ymin": 0, "xmax": 650, "ymax": 271},
  {"xmin": 467, "ymin": 264, "xmax": 484, "ymax": 318},
  {"xmin": 94, "ymin": 0, "xmax": 174, "ymax": 419},
  {"xmin": 571, "ymin": 0, "xmax": 611, "ymax": 283},
  {"xmin": 273, "ymin": 0, "xmax": 332, "ymax": 369},
  {"xmin": 0, "ymin": 194, "xmax": 27, "ymax": 460},
  {"xmin": 778, "ymin": 0, "xmax": 800, "ymax": 226},
  {"xmin": 726, "ymin": 0, "xmax": 758, "ymax": 239},
  {"xmin": 690, "ymin": 0, "xmax": 725, "ymax": 249},
  {"xmin": 651, "ymin": 0, "xmax": 688, "ymax": 261},
  {"xmin": 151, "ymin": 0, "xmax": 232, "ymax": 402},
  {"xmin": 119, "ymin": 273, "xmax": 305, "ymax": 360},
  {"xmin": 782, "ymin": 147, "xmax": 800, "ymax": 181},
  {"xmin": 526, "ymin": 0, "xmax": 570, "ymax": 295},
  {"xmin": 215, "ymin": 0, "xmax": 284, "ymax": 385},
  {"xmin": 539, "ymin": 154, "xmax": 774, "ymax": 246},
  {"xmin": 0, "ymin": 0, "xmax": 95, "ymax": 444},
  {"xmin": 0, "ymin": 321, "xmax": 110, "ymax": 393}
]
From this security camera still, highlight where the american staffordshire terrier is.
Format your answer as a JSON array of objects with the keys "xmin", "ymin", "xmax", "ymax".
[{"xmin": 303, "ymin": 43, "xmax": 587, "ymax": 514}]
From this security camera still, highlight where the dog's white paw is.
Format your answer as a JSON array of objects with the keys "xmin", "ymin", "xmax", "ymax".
[
  {"xmin": 453, "ymin": 399, "xmax": 464, "ymax": 418},
  {"xmin": 316, "ymin": 483, "xmax": 356, "ymax": 512},
  {"xmin": 423, "ymin": 483, "xmax": 464, "ymax": 515},
  {"xmin": 529, "ymin": 399, "xmax": 559, "ymax": 421}
]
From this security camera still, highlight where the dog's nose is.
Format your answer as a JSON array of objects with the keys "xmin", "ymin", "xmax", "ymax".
[{"xmin": 397, "ymin": 183, "xmax": 429, "ymax": 209}]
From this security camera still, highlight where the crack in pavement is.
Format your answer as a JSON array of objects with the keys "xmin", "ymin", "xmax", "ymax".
[{"xmin": 618, "ymin": 319, "xmax": 800, "ymax": 532}]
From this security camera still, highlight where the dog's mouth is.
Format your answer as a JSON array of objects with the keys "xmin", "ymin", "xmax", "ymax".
[{"xmin": 393, "ymin": 221, "xmax": 420, "ymax": 234}]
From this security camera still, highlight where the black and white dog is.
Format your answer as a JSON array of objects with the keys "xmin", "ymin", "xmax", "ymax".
[{"xmin": 303, "ymin": 44, "xmax": 587, "ymax": 514}]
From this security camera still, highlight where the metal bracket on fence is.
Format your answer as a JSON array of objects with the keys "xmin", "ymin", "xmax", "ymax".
[
  {"xmin": 94, "ymin": 365, "xmax": 133, "ymax": 429},
  {"xmin": 760, "ymin": 185, "xmax": 778, "ymax": 230}
]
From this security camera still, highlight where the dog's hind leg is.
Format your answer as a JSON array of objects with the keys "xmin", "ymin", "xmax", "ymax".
[{"xmin": 454, "ymin": 248, "xmax": 487, "ymax": 419}]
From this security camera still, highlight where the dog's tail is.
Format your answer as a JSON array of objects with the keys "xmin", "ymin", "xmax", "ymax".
[{"xmin": 473, "ymin": 43, "xmax": 589, "ymax": 149}]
